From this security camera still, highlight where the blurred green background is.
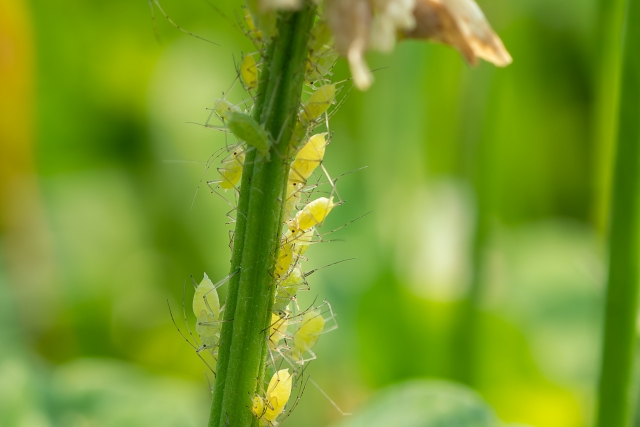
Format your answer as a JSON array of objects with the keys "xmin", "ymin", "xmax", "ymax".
[{"xmin": 1, "ymin": 0, "xmax": 633, "ymax": 426}]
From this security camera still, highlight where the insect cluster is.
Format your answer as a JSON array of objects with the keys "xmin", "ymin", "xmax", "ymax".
[{"xmin": 179, "ymin": 9, "xmax": 346, "ymax": 426}]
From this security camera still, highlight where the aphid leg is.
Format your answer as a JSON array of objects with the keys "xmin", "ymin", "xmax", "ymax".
[
  {"xmin": 308, "ymin": 377, "xmax": 352, "ymax": 416},
  {"xmin": 167, "ymin": 299, "xmax": 217, "ymax": 374},
  {"xmin": 278, "ymin": 366, "xmax": 310, "ymax": 423}
]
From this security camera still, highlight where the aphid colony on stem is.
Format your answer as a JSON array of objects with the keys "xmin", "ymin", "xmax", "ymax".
[{"xmin": 183, "ymin": 9, "xmax": 345, "ymax": 426}]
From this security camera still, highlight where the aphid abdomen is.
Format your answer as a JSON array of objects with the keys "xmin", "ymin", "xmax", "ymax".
[
  {"xmin": 290, "ymin": 133, "xmax": 327, "ymax": 181},
  {"xmin": 290, "ymin": 197, "xmax": 336, "ymax": 233},
  {"xmin": 300, "ymin": 84, "xmax": 336, "ymax": 124},
  {"xmin": 292, "ymin": 310, "xmax": 325, "ymax": 361},
  {"xmin": 240, "ymin": 53, "xmax": 259, "ymax": 90}
]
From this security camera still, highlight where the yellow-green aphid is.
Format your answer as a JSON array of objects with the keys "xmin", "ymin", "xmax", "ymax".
[
  {"xmin": 226, "ymin": 111, "xmax": 271, "ymax": 159},
  {"xmin": 244, "ymin": 9, "xmax": 263, "ymax": 50},
  {"xmin": 288, "ymin": 197, "xmax": 335, "ymax": 234},
  {"xmin": 218, "ymin": 150, "xmax": 245, "ymax": 190},
  {"xmin": 193, "ymin": 274, "xmax": 221, "ymax": 351},
  {"xmin": 292, "ymin": 309, "xmax": 325, "ymax": 361},
  {"xmin": 289, "ymin": 121, "xmax": 307, "ymax": 150},
  {"xmin": 274, "ymin": 241, "xmax": 294, "ymax": 278},
  {"xmin": 300, "ymin": 84, "xmax": 336, "ymax": 124},
  {"xmin": 240, "ymin": 53, "xmax": 259, "ymax": 90},
  {"xmin": 213, "ymin": 98, "xmax": 241, "ymax": 121},
  {"xmin": 269, "ymin": 313, "xmax": 288, "ymax": 350},
  {"xmin": 276, "ymin": 229, "xmax": 313, "ymax": 277},
  {"xmin": 290, "ymin": 133, "xmax": 327, "ymax": 182},
  {"xmin": 273, "ymin": 267, "xmax": 305, "ymax": 313},
  {"xmin": 284, "ymin": 181, "xmax": 302, "ymax": 219},
  {"xmin": 252, "ymin": 369, "xmax": 293, "ymax": 423}
]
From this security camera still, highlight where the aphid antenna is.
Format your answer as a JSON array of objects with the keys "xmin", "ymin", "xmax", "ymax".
[
  {"xmin": 206, "ymin": 180, "xmax": 240, "ymax": 211},
  {"xmin": 287, "ymin": 295, "xmax": 321, "ymax": 322},
  {"xmin": 316, "ymin": 211, "xmax": 372, "ymax": 241},
  {"xmin": 319, "ymin": 162, "xmax": 344, "ymax": 205},
  {"xmin": 200, "ymin": 1, "xmax": 266, "ymax": 55},
  {"xmin": 199, "ymin": 0, "xmax": 243, "ymax": 37},
  {"xmin": 148, "ymin": 0, "xmax": 220, "ymax": 46},
  {"xmin": 308, "ymin": 376, "xmax": 352, "ymax": 416},
  {"xmin": 303, "ymin": 258, "xmax": 357, "ymax": 279},
  {"xmin": 186, "ymin": 121, "xmax": 232, "ymax": 132}
]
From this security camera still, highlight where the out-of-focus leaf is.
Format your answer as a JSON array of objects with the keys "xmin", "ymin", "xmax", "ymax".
[{"xmin": 332, "ymin": 380, "xmax": 500, "ymax": 427}]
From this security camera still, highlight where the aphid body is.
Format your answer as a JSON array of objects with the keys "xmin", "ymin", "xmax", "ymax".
[
  {"xmin": 252, "ymin": 369, "xmax": 293, "ymax": 424},
  {"xmin": 240, "ymin": 53, "xmax": 259, "ymax": 90},
  {"xmin": 300, "ymin": 84, "xmax": 336, "ymax": 124},
  {"xmin": 192, "ymin": 274, "xmax": 222, "ymax": 352},
  {"xmin": 292, "ymin": 310, "xmax": 325, "ymax": 361},
  {"xmin": 289, "ymin": 133, "xmax": 327, "ymax": 182},
  {"xmin": 218, "ymin": 150, "xmax": 245, "ymax": 190},
  {"xmin": 289, "ymin": 197, "xmax": 335, "ymax": 234},
  {"xmin": 269, "ymin": 313, "xmax": 288, "ymax": 350}
]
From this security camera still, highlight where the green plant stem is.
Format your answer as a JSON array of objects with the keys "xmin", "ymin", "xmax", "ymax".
[
  {"xmin": 596, "ymin": 1, "xmax": 640, "ymax": 426},
  {"xmin": 208, "ymin": 4, "xmax": 316, "ymax": 427}
]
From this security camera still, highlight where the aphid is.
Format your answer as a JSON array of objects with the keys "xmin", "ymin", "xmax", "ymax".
[
  {"xmin": 289, "ymin": 133, "xmax": 327, "ymax": 183},
  {"xmin": 243, "ymin": 9, "xmax": 264, "ymax": 51},
  {"xmin": 269, "ymin": 313, "xmax": 288, "ymax": 350},
  {"xmin": 226, "ymin": 111, "xmax": 271, "ymax": 158},
  {"xmin": 289, "ymin": 302, "xmax": 337, "ymax": 364},
  {"xmin": 240, "ymin": 53, "xmax": 259, "ymax": 91},
  {"xmin": 288, "ymin": 197, "xmax": 336, "ymax": 235},
  {"xmin": 300, "ymin": 84, "xmax": 336, "ymax": 125},
  {"xmin": 190, "ymin": 272, "xmax": 235, "ymax": 356},
  {"xmin": 284, "ymin": 181, "xmax": 302, "ymax": 219},
  {"xmin": 274, "ymin": 241, "xmax": 294, "ymax": 278},
  {"xmin": 275, "ymin": 227, "xmax": 315, "ymax": 278},
  {"xmin": 273, "ymin": 267, "xmax": 308, "ymax": 313},
  {"xmin": 252, "ymin": 369, "xmax": 294, "ymax": 424},
  {"xmin": 218, "ymin": 149, "xmax": 245, "ymax": 190}
]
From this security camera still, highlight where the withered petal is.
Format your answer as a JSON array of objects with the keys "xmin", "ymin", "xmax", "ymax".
[{"xmin": 403, "ymin": 0, "xmax": 511, "ymax": 67}]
